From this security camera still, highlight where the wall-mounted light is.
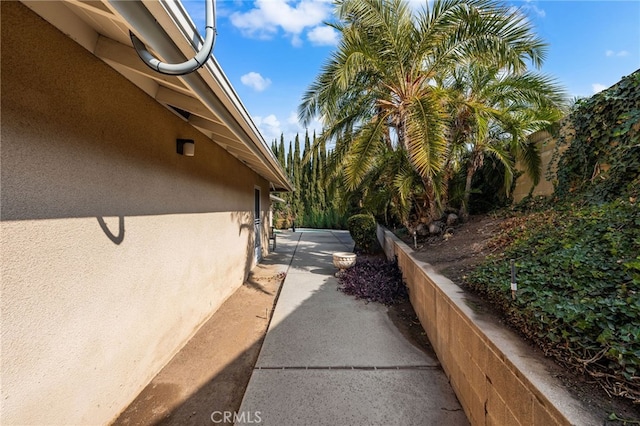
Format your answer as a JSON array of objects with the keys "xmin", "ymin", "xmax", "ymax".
[{"xmin": 177, "ymin": 139, "xmax": 195, "ymax": 156}]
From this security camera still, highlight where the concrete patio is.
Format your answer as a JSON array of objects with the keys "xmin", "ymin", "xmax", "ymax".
[{"xmin": 237, "ymin": 229, "xmax": 468, "ymax": 425}]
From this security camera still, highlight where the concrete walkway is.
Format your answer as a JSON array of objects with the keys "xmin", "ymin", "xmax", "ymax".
[{"xmin": 238, "ymin": 229, "xmax": 468, "ymax": 426}]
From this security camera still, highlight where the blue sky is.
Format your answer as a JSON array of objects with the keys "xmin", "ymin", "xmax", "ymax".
[{"xmin": 182, "ymin": 0, "xmax": 640, "ymax": 145}]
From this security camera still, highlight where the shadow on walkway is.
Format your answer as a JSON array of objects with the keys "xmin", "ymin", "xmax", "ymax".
[{"xmin": 113, "ymin": 230, "xmax": 468, "ymax": 426}]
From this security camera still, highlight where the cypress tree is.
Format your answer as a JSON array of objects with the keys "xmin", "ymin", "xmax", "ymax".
[
  {"xmin": 293, "ymin": 134, "xmax": 302, "ymax": 226},
  {"xmin": 301, "ymin": 131, "xmax": 312, "ymax": 217},
  {"xmin": 286, "ymin": 141, "xmax": 293, "ymax": 182},
  {"xmin": 271, "ymin": 130, "xmax": 346, "ymax": 229},
  {"xmin": 277, "ymin": 134, "xmax": 286, "ymax": 169},
  {"xmin": 318, "ymin": 135, "xmax": 327, "ymax": 212}
]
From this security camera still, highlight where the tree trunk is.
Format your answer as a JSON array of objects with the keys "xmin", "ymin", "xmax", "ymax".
[
  {"xmin": 461, "ymin": 151, "xmax": 483, "ymax": 221},
  {"xmin": 421, "ymin": 175, "xmax": 441, "ymax": 222},
  {"xmin": 461, "ymin": 164, "xmax": 474, "ymax": 221}
]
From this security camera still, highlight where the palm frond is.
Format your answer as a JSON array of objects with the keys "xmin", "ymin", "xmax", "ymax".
[{"xmin": 343, "ymin": 117, "xmax": 388, "ymax": 189}]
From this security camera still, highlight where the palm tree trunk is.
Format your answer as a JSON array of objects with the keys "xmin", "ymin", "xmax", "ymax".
[
  {"xmin": 439, "ymin": 162, "xmax": 454, "ymax": 214},
  {"xmin": 421, "ymin": 176, "xmax": 441, "ymax": 222},
  {"xmin": 461, "ymin": 150, "xmax": 483, "ymax": 220},
  {"xmin": 461, "ymin": 165, "xmax": 474, "ymax": 220}
]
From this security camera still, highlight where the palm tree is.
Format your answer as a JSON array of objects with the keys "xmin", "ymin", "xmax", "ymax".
[
  {"xmin": 340, "ymin": 145, "xmax": 425, "ymax": 227},
  {"xmin": 441, "ymin": 64, "xmax": 566, "ymax": 218},
  {"xmin": 299, "ymin": 0, "xmax": 549, "ymax": 224}
]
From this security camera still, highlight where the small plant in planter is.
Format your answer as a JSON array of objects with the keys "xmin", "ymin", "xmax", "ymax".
[{"xmin": 337, "ymin": 257, "xmax": 407, "ymax": 305}]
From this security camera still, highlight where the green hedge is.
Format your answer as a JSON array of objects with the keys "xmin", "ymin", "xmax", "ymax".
[{"xmin": 347, "ymin": 214, "xmax": 378, "ymax": 254}]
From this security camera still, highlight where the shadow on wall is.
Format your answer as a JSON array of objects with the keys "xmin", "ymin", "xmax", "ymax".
[
  {"xmin": 233, "ymin": 211, "xmax": 257, "ymax": 281},
  {"xmin": 97, "ymin": 216, "xmax": 125, "ymax": 245},
  {"xmin": 91, "ymin": 210, "xmax": 257, "ymax": 248}
]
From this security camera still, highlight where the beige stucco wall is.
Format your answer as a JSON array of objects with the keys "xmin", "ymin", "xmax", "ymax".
[
  {"xmin": 513, "ymin": 131, "xmax": 566, "ymax": 203},
  {"xmin": 1, "ymin": 3, "xmax": 271, "ymax": 424}
]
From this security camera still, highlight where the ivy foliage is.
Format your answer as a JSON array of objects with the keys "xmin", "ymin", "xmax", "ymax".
[
  {"xmin": 469, "ymin": 70, "xmax": 640, "ymax": 405},
  {"xmin": 468, "ymin": 200, "xmax": 640, "ymax": 402},
  {"xmin": 551, "ymin": 70, "xmax": 640, "ymax": 201}
]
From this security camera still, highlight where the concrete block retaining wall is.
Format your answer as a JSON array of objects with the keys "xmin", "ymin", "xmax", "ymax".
[{"xmin": 377, "ymin": 225, "xmax": 599, "ymax": 425}]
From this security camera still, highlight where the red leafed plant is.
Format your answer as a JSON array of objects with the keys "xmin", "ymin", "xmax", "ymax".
[{"xmin": 337, "ymin": 257, "xmax": 407, "ymax": 305}]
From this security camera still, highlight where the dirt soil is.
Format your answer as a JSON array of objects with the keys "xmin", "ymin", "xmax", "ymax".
[
  {"xmin": 408, "ymin": 214, "xmax": 506, "ymax": 283},
  {"xmin": 111, "ymin": 257, "xmax": 438, "ymax": 426},
  {"xmin": 112, "ymin": 267, "xmax": 285, "ymax": 426},
  {"xmin": 402, "ymin": 214, "xmax": 640, "ymax": 424}
]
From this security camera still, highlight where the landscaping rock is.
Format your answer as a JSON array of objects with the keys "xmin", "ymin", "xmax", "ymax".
[
  {"xmin": 429, "ymin": 221, "xmax": 443, "ymax": 235},
  {"xmin": 447, "ymin": 213, "xmax": 459, "ymax": 227}
]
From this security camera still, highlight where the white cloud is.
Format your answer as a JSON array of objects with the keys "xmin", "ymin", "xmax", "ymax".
[
  {"xmin": 308, "ymin": 25, "xmax": 339, "ymax": 46},
  {"xmin": 285, "ymin": 111, "xmax": 323, "ymax": 141},
  {"xmin": 592, "ymin": 83, "xmax": 607, "ymax": 94},
  {"xmin": 519, "ymin": 0, "xmax": 546, "ymax": 18},
  {"xmin": 287, "ymin": 112, "xmax": 300, "ymax": 125},
  {"xmin": 254, "ymin": 114, "xmax": 282, "ymax": 142},
  {"xmin": 229, "ymin": 0, "xmax": 333, "ymax": 45},
  {"xmin": 606, "ymin": 50, "xmax": 629, "ymax": 57},
  {"xmin": 529, "ymin": 5, "xmax": 546, "ymax": 17},
  {"xmin": 259, "ymin": 111, "xmax": 322, "ymax": 145},
  {"xmin": 252, "ymin": 112, "xmax": 323, "ymax": 146},
  {"xmin": 255, "ymin": 111, "xmax": 324, "ymax": 145},
  {"xmin": 240, "ymin": 72, "xmax": 272, "ymax": 92}
]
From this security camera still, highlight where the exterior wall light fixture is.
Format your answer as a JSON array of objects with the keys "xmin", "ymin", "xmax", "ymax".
[{"xmin": 177, "ymin": 139, "xmax": 195, "ymax": 156}]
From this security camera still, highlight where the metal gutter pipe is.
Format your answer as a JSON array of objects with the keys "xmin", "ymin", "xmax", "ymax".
[
  {"xmin": 107, "ymin": 0, "xmax": 291, "ymax": 191},
  {"xmin": 129, "ymin": 0, "xmax": 215, "ymax": 75}
]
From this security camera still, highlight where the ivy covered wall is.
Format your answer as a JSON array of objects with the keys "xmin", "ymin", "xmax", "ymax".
[
  {"xmin": 552, "ymin": 69, "xmax": 640, "ymax": 202},
  {"xmin": 514, "ymin": 69, "xmax": 640, "ymax": 202}
]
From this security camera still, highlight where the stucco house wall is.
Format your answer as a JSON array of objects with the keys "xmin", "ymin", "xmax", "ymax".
[{"xmin": 1, "ymin": 2, "xmax": 271, "ymax": 424}]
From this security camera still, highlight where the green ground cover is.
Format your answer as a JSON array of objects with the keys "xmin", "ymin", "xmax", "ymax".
[
  {"xmin": 467, "ymin": 199, "xmax": 639, "ymax": 403},
  {"xmin": 468, "ymin": 70, "xmax": 640, "ymax": 404}
]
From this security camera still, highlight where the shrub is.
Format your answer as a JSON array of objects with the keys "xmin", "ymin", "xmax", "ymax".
[
  {"xmin": 337, "ymin": 258, "xmax": 407, "ymax": 305},
  {"xmin": 347, "ymin": 214, "xmax": 378, "ymax": 253},
  {"xmin": 467, "ymin": 199, "xmax": 640, "ymax": 403}
]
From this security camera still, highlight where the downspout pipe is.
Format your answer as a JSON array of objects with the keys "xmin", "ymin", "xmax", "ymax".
[
  {"xmin": 107, "ymin": 0, "xmax": 285, "ymax": 186},
  {"xmin": 128, "ymin": 0, "xmax": 216, "ymax": 75}
]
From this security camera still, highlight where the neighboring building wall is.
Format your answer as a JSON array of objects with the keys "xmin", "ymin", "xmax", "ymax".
[
  {"xmin": 1, "ymin": 3, "xmax": 270, "ymax": 424},
  {"xmin": 512, "ymin": 130, "xmax": 565, "ymax": 203}
]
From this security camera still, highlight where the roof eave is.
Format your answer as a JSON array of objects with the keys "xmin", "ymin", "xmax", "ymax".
[
  {"xmin": 147, "ymin": 0, "xmax": 293, "ymax": 191},
  {"xmin": 25, "ymin": 0, "xmax": 292, "ymax": 192}
]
